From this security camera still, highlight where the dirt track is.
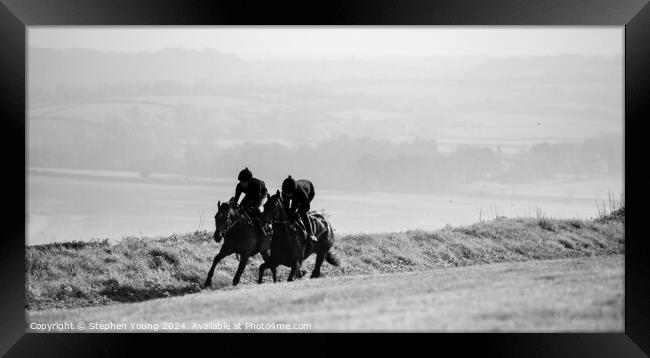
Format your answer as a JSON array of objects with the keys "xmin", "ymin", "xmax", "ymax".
[{"xmin": 28, "ymin": 255, "xmax": 623, "ymax": 332}]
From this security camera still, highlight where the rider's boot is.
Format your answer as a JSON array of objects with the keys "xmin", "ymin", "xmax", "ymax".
[{"xmin": 250, "ymin": 210, "xmax": 271, "ymax": 238}]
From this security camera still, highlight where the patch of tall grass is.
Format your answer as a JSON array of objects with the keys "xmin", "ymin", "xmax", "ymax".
[{"xmin": 596, "ymin": 192, "xmax": 625, "ymax": 222}]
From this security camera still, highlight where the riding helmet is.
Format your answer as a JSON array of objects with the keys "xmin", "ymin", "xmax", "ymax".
[
  {"xmin": 282, "ymin": 175, "xmax": 297, "ymax": 193},
  {"xmin": 238, "ymin": 167, "xmax": 253, "ymax": 181}
]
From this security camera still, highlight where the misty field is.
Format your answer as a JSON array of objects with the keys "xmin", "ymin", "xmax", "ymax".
[{"xmin": 27, "ymin": 170, "xmax": 621, "ymax": 245}]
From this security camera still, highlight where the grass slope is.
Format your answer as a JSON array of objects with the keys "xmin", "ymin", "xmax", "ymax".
[
  {"xmin": 28, "ymin": 255, "xmax": 623, "ymax": 331},
  {"xmin": 26, "ymin": 210, "xmax": 624, "ymax": 311}
]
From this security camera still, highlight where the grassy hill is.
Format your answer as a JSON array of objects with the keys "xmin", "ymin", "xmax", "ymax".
[{"xmin": 26, "ymin": 208, "xmax": 624, "ymax": 311}]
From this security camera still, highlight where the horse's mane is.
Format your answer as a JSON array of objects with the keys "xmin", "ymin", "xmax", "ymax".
[
  {"xmin": 266, "ymin": 192, "xmax": 286, "ymax": 216},
  {"xmin": 219, "ymin": 197, "xmax": 237, "ymax": 212}
]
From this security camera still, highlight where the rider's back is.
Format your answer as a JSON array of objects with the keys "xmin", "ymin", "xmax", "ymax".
[{"xmin": 295, "ymin": 179, "xmax": 315, "ymax": 202}]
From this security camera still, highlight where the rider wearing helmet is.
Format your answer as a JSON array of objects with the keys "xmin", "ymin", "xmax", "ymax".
[
  {"xmin": 281, "ymin": 175, "xmax": 317, "ymax": 243},
  {"xmin": 234, "ymin": 167, "xmax": 269, "ymax": 237}
]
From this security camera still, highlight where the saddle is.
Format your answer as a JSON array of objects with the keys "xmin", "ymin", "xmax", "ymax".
[
  {"xmin": 240, "ymin": 206, "xmax": 272, "ymax": 237},
  {"xmin": 291, "ymin": 211, "xmax": 328, "ymax": 240},
  {"xmin": 235, "ymin": 206, "xmax": 272, "ymax": 252},
  {"xmin": 239, "ymin": 207, "xmax": 256, "ymax": 226}
]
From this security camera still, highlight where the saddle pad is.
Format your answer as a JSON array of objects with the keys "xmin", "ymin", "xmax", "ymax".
[{"xmin": 293, "ymin": 212, "xmax": 329, "ymax": 237}]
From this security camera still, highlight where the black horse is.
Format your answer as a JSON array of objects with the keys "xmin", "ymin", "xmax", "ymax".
[
  {"xmin": 258, "ymin": 190, "xmax": 340, "ymax": 283},
  {"xmin": 203, "ymin": 199, "xmax": 275, "ymax": 288}
]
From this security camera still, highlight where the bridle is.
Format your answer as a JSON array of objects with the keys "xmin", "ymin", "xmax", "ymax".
[
  {"xmin": 221, "ymin": 214, "xmax": 238, "ymax": 235},
  {"xmin": 216, "ymin": 204, "xmax": 246, "ymax": 236},
  {"xmin": 267, "ymin": 196, "xmax": 291, "ymax": 224},
  {"xmin": 267, "ymin": 196, "xmax": 303, "ymax": 240}
]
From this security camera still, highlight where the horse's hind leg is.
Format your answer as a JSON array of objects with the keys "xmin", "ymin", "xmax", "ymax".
[
  {"xmin": 204, "ymin": 251, "xmax": 228, "ymax": 288},
  {"xmin": 288, "ymin": 260, "xmax": 302, "ymax": 282},
  {"xmin": 311, "ymin": 251, "xmax": 325, "ymax": 278},
  {"xmin": 263, "ymin": 264, "xmax": 278, "ymax": 283},
  {"xmin": 232, "ymin": 254, "xmax": 250, "ymax": 286}
]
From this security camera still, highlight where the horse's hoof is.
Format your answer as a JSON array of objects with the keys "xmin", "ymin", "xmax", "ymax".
[
  {"xmin": 203, "ymin": 280, "xmax": 211, "ymax": 288},
  {"xmin": 310, "ymin": 272, "xmax": 320, "ymax": 279}
]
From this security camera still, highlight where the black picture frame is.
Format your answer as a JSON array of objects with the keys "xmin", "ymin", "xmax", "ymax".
[{"xmin": 1, "ymin": 0, "xmax": 648, "ymax": 356}]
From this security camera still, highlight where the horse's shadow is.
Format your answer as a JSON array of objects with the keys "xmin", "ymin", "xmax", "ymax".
[{"xmin": 99, "ymin": 282, "xmax": 202, "ymax": 303}]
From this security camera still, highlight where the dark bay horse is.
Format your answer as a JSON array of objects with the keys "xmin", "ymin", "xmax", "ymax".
[
  {"xmin": 258, "ymin": 190, "xmax": 340, "ymax": 283},
  {"xmin": 203, "ymin": 200, "xmax": 275, "ymax": 288}
]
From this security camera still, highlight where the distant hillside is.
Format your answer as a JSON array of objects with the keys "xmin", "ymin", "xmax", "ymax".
[
  {"xmin": 29, "ymin": 47, "xmax": 246, "ymax": 89},
  {"xmin": 28, "ymin": 47, "xmax": 621, "ymax": 92}
]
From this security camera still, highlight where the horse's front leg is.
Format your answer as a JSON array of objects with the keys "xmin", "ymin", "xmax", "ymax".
[
  {"xmin": 233, "ymin": 254, "xmax": 250, "ymax": 286},
  {"xmin": 256, "ymin": 248, "xmax": 271, "ymax": 284},
  {"xmin": 259, "ymin": 262, "xmax": 278, "ymax": 283},
  {"xmin": 288, "ymin": 260, "xmax": 303, "ymax": 281},
  {"xmin": 204, "ymin": 250, "xmax": 229, "ymax": 288},
  {"xmin": 259, "ymin": 248, "xmax": 271, "ymax": 262},
  {"xmin": 258, "ymin": 262, "xmax": 268, "ymax": 284},
  {"xmin": 258, "ymin": 240, "xmax": 278, "ymax": 282},
  {"xmin": 296, "ymin": 260, "xmax": 306, "ymax": 278},
  {"xmin": 287, "ymin": 263, "xmax": 297, "ymax": 282}
]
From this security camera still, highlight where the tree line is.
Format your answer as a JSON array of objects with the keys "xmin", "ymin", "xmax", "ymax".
[{"xmin": 29, "ymin": 120, "xmax": 621, "ymax": 194}]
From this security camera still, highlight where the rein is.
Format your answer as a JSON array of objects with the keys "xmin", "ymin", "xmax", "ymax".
[
  {"xmin": 269, "ymin": 197, "xmax": 299, "ymax": 231},
  {"xmin": 221, "ymin": 215, "xmax": 239, "ymax": 235},
  {"xmin": 270, "ymin": 196, "xmax": 289, "ymax": 224},
  {"xmin": 219, "ymin": 204, "xmax": 254, "ymax": 236}
]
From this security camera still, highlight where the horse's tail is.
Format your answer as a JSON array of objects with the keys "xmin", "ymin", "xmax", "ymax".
[
  {"xmin": 325, "ymin": 251, "xmax": 340, "ymax": 267},
  {"xmin": 324, "ymin": 218, "xmax": 340, "ymax": 266}
]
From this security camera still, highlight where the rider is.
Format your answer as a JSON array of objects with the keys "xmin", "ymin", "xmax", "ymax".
[
  {"xmin": 281, "ymin": 175, "xmax": 318, "ymax": 243},
  {"xmin": 233, "ymin": 167, "xmax": 269, "ymax": 237}
]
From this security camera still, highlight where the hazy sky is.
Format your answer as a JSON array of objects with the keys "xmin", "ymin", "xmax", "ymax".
[{"xmin": 29, "ymin": 27, "xmax": 622, "ymax": 60}]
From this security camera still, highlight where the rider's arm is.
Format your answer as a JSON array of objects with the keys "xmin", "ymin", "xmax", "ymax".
[
  {"xmin": 258, "ymin": 184, "xmax": 268, "ymax": 208},
  {"xmin": 258, "ymin": 195, "xmax": 268, "ymax": 212},
  {"xmin": 234, "ymin": 183, "xmax": 243, "ymax": 204},
  {"xmin": 258, "ymin": 186, "xmax": 268, "ymax": 211},
  {"xmin": 282, "ymin": 194, "xmax": 296, "ymax": 218}
]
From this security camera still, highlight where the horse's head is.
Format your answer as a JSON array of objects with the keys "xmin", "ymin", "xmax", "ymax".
[
  {"xmin": 213, "ymin": 200, "xmax": 238, "ymax": 242},
  {"xmin": 262, "ymin": 190, "xmax": 283, "ymax": 223}
]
